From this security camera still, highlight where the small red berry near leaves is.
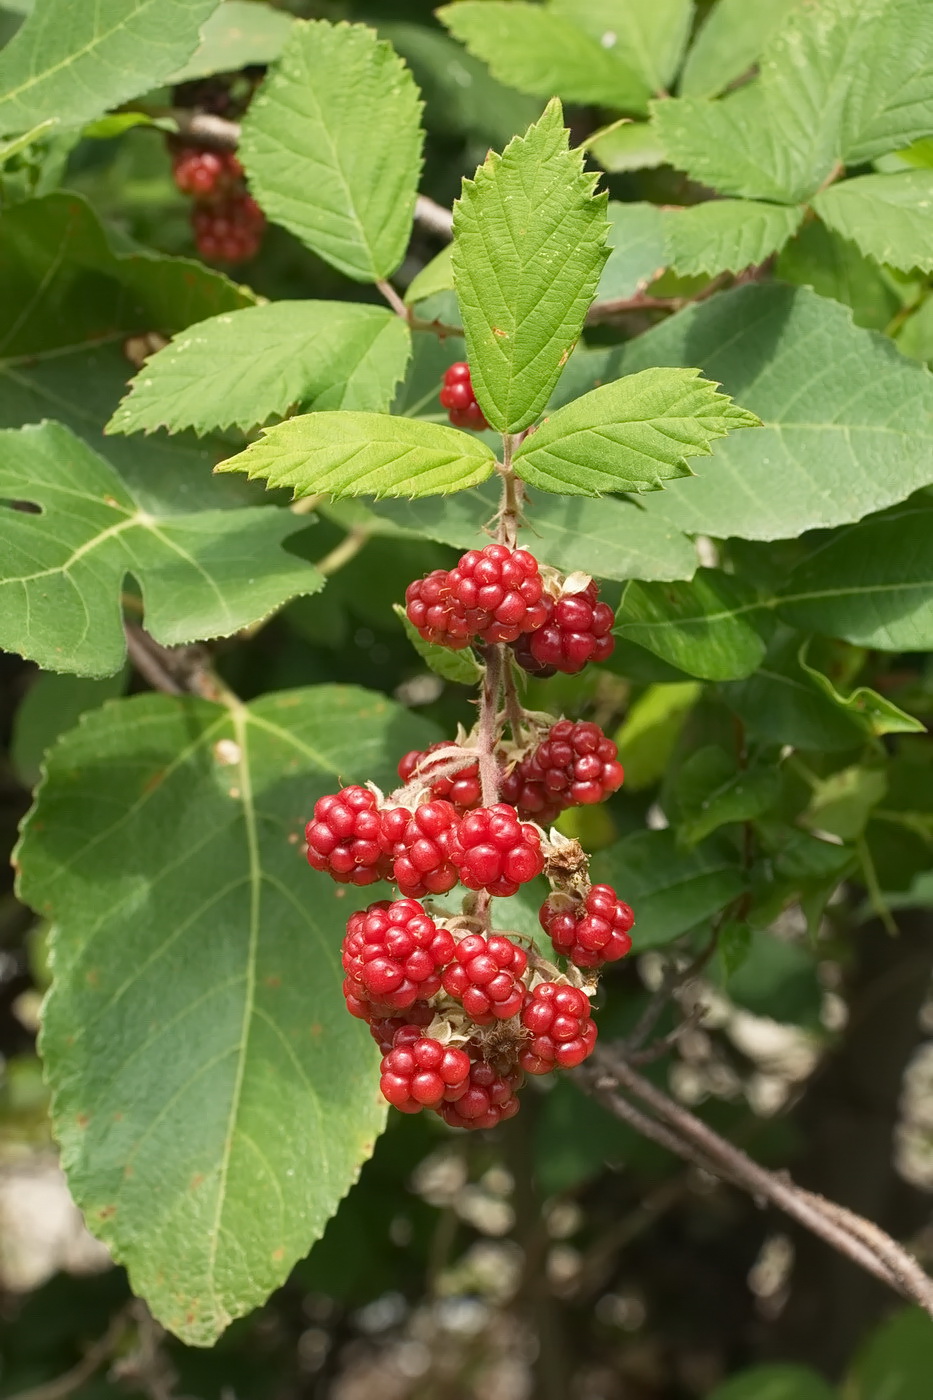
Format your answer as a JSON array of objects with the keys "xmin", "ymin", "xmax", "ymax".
[
  {"xmin": 405, "ymin": 546, "xmax": 547, "ymax": 652},
  {"xmin": 436, "ymin": 1059, "xmax": 524, "ymax": 1130},
  {"xmin": 368, "ymin": 1002, "xmax": 434, "ymax": 1054},
  {"xmin": 341, "ymin": 899, "xmax": 455, "ymax": 1012},
  {"xmin": 383, "ymin": 800, "xmax": 462, "ymax": 897},
  {"xmin": 540, "ymin": 885, "xmax": 634, "ymax": 969},
  {"xmin": 305, "ymin": 785, "xmax": 391, "ymax": 886},
  {"xmin": 379, "ymin": 1032, "xmax": 472, "ymax": 1113},
  {"xmin": 441, "ymin": 933, "xmax": 528, "ymax": 1023},
  {"xmin": 501, "ymin": 720, "xmax": 624, "ymax": 823},
  {"xmin": 519, "ymin": 982, "xmax": 597, "ymax": 1073},
  {"xmin": 192, "ymin": 192, "xmax": 265, "ymax": 265},
  {"xmin": 440, "ymin": 362, "xmax": 489, "ymax": 431},
  {"xmin": 452, "ymin": 803, "xmax": 544, "ymax": 896},
  {"xmin": 512, "ymin": 581, "xmax": 615, "ymax": 676}
]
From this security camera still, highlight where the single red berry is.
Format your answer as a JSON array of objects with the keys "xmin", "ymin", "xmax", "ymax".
[
  {"xmin": 519, "ymin": 982, "xmax": 597, "ymax": 1073},
  {"xmin": 451, "ymin": 803, "xmax": 544, "ymax": 897},
  {"xmin": 441, "ymin": 933, "xmax": 528, "ymax": 1023},
  {"xmin": 440, "ymin": 362, "xmax": 489, "ymax": 431},
  {"xmin": 501, "ymin": 720, "xmax": 624, "ymax": 822},
  {"xmin": 172, "ymin": 147, "xmax": 225, "ymax": 197},
  {"xmin": 383, "ymin": 800, "xmax": 462, "ymax": 898},
  {"xmin": 341, "ymin": 899, "xmax": 455, "ymax": 1013},
  {"xmin": 305, "ymin": 786, "xmax": 391, "ymax": 886},
  {"xmin": 512, "ymin": 581, "xmax": 615, "ymax": 676},
  {"xmin": 380, "ymin": 1031, "xmax": 472, "ymax": 1113},
  {"xmin": 444, "ymin": 545, "xmax": 547, "ymax": 646},
  {"xmin": 435, "ymin": 1058, "xmax": 523, "ymax": 1130},
  {"xmin": 540, "ymin": 885, "xmax": 634, "ymax": 969},
  {"xmin": 369, "ymin": 1001, "xmax": 433, "ymax": 1054},
  {"xmin": 398, "ymin": 744, "xmax": 482, "ymax": 813}
]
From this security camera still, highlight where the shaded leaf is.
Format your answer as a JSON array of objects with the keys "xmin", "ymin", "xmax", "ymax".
[
  {"xmin": 597, "ymin": 201, "xmax": 668, "ymax": 302},
  {"xmin": 239, "ymin": 20, "xmax": 424, "ymax": 281},
  {"xmin": 776, "ymin": 219, "xmax": 902, "ymax": 332},
  {"xmin": 813, "ymin": 171, "xmax": 933, "ymax": 274},
  {"xmin": 217, "ymin": 413, "xmax": 497, "ymax": 502},
  {"xmin": 404, "ymin": 246, "xmax": 453, "ymax": 306},
  {"xmin": 549, "ymin": 0, "xmax": 692, "ymax": 98},
  {"xmin": 585, "ymin": 118, "xmax": 666, "ymax": 173},
  {"xmin": 168, "ymin": 1, "xmax": 294, "ymax": 83},
  {"xmin": 617, "ymin": 569, "xmax": 770, "ymax": 680},
  {"xmin": 673, "ymin": 745, "xmax": 780, "ymax": 846},
  {"xmin": 452, "ymin": 99, "xmax": 609, "ymax": 433},
  {"xmin": 393, "ymin": 604, "xmax": 483, "ymax": 685},
  {"xmin": 848, "ymin": 1308, "xmax": 933, "ymax": 1400},
  {"xmin": 612, "ymin": 682, "xmax": 702, "ymax": 790},
  {"xmin": 108, "ymin": 303, "xmax": 410, "ymax": 437}
]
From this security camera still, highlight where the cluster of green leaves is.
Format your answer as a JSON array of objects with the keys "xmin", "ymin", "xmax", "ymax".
[{"xmin": 2, "ymin": 0, "xmax": 933, "ymax": 1364}]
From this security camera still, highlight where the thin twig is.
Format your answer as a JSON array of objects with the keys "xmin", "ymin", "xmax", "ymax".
[
  {"xmin": 6, "ymin": 1305, "xmax": 132, "ymax": 1400},
  {"xmin": 124, "ymin": 625, "xmax": 227, "ymax": 702},
  {"xmin": 315, "ymin": 526, "xmax": 370, "ymax": 578},
  {"xmin": 415, "ymin": 193, "xmax": 454, "ymax": 240},
  {"xmin": 376, "ymin": 278, "xmax": 408, "ymax": 319},
  {"xmin": 125, "ymin": 625, "xmax": 184, "ymax": 695}
]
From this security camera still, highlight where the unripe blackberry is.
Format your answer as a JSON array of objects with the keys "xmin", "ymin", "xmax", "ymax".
[
  {"xmin": 305, "ymin": 786, "xmax": 391, "ymax": 886},
  {"xmin": 439, "ymin": 362, "xmax": 489, "ymax": 432},
  {"xmin": 540, "ymin": 885, "xmax": 634, "ymax": 968},
  {"xmin": 172, "ymin": 147, "xmax": 243, "ymax": 198},
  {"xmin": 192, "ymin": 191, "xmax": 265, "ymax": 263},
  {"xmin": 501, "ymin": 720, "xmax": 624, "ymax": 822},
  {"xmin": 380, "ymin": 1031, "xmax": 472, "ymax": 1113},
  {"xmin": 383, "ymin": 800, "xmax": 462, "ymax": 897},
  {"xmin": 404, "ymin": 570, "xmax": 473, "ymax": 650},
  {"xmin": 512, "ymin": 581, "xmax": 615, "ymax": 676},
  {"xmin": 398, "ymin": 744, "xmax": 481, "ymax": 813},
  {"xmin": 452, "ymin": 803, "xmax": 544, "ymax": 897},
  {"xmin": 369, "ymin": 1001, "xmax": 433, "ymax": 1054},
  {"xmin": 445, "ymin": 545, "xmax": 547, "ymax": 646},
  {"xmin": 441, "ymin": 933, "xmax": 528, "ymax": 1023},
  {"xmin": 341, "ymin": 899, "xmax": 455, "ymax": 1012},
  {"xmin": 435, "ymin": 1059, "xmax": 523, "ymax": 1130},
  {"xmin": 519, "ymin": 982, "xmax": 597, "ymax": 1073}
]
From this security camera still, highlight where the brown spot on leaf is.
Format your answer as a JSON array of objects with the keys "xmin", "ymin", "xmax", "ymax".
[
  {"xmin": 143, "ymin": 769, "xmax": 166, "ymax": 794},
  {"xmin": 265, "ymin": 975, "xmax": 281, "ymax": 989},
  {"xmin": 98, "ymin": 1204, "xmax": 116, "ymax": 1221},
  {"xmin": 492, "ymin": 327, "xmax": 509, "ymax": 338},
  {"xmin": 190, "ymin": 1173, "xmax": 205, "ymax": 1191},
  {"xmin": 272, "ymin": 1247, "xmax": 285, "ymax": 1262},
  {"xmin": 86, "ymin": 969, "xmax": 99, "ymax": 987},
  {"xmin": 309, "ymin": 1022, "xmax": 323, "ymax": 1040},
  {"xmin": 76, "ymin": 1113, "xmax": 90, "ymax": 1129}
]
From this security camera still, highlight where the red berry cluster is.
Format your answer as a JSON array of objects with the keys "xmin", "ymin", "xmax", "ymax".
[
  {"xmin": 406, "ymin": 543, "xmax": 614, "ymax": 675},
  {"xmin": 440, "ymin": 362, "xmax": 489, "ymax": 431},
  {"xmin": 171, "ymin": 143, "xmax": 265, "ymax": 264},
  {"xmin": 540, "ymin": 885, "xmax": 634, "ymax": 969}
]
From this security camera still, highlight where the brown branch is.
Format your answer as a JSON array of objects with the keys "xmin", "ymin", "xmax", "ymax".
[
  {"xmin": 415, "ymin": 193, "xmax": 454, "ymax": 240},
  {"xmin": 476, "ymin": 644, "xmax": 504, "ymax": 807},
  {"xmin": 579, "ymin": 1046, "xmax": 933, "ymax": 1315},
  {"xmin": 124, "ymin": 624, "xmax": 227, "ymax": 702}
]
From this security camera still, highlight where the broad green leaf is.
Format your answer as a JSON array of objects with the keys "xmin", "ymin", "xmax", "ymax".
[
  {"xmin": 0, "ymin": 423, "xmax": 323, "ymax": 677},
  {"xmin": 217, "ymin": 413, "xmax": 497, "ymax": 502},
  {"xmin": 168, "ymin": 1, "xmax": 294, "ymax": 83},
  {"xmin": 778, "ymin": 503, "xmax": 933, "ymax": 649},
  {"xmin": 837, "ymin": 0, "xmax": 933, "ymax": 164},
  {"xmin": 404, "ymin": 246, "xmax": 453, "ymax": 306},
  {"xmin": 452, "ymin": 99, "xmax": 609, "ymax": 433},
  {"xmin": 723, "ymin": 931, "xmax": 823, "ymax": 1027},
  {"xmin": 0, "ymin": 193, "xmax": 255, "ymax": 359},
  {"xmin": 665, "ymin": 201, "xmax": 804, "ymax": 278},
  {"xmin": 595, "ymin": 284, "xmax": 933, "ymax": 542},
  {"xmin": 393, "ymin": 604, "xmax": 483, "ymax": 685},
  {"xmin": 813, "ymin": 172, "xmax": 933, "ymax": 274},
  {"xmin": 585, "ymin": 119, "xmax": 666, "ymax": 173},
  {"xmin": 798, "ymin": 647, "xmax": 924, "ymax": 735},
  {"xmin": 849, "ymin": 1308, "xmax": 933, "ymax": 1400},
  {"xmin": 612, "ymin": 682, "xmax": 702, "ymax": 790},
  {"xmin": 597, "ymin": 202, "xmax": 668, "ymax": 303},
  {"xmin": 239, "ymin": 21, "xmax": 424, "ymax": 282},
  {"xmin": 898, "ymin": 297, "xmax": 933, "ymax": 364},
  {"xmin": 591, "ymin": 830, "xmax": 745, "ymax": 949},
  {"xmin": 680, "ymin": 0, "xmax": 803, "ymax": 99},
  {"xmin": 776, "ymin": 220, "xmax": 902, "ymax": 332},
  {"xmin": 368, "ymin": 481, "xmax": 699, "ymax": 583},
  {"xmin": 512, "ymin": 367, "xmax": 760, "ymax": 497},
  {"xmin": 0, "ymin": 0, "xmax": 219, "ymax": 137},
  {"xmin": 438, "ymin": 2, "xmax": 650, "ymax": 111},
  {"xmin": 108, "ymin": 304, "xmax": 411, "ymax": 438},
  {"xmin": 548, "ymin": 0, "xmax": 693, "ymax": 97},
  {"xmin": 804, "ymin": 764, "xmax": 888, "ymax": 841},
  {"xmin": 17, "ymin": 686, "xmax": 438, "ymax": 1345},
  {"xmin": 616, "ymin": 569, "xmax": 770, "ymax": 680},
  {"xmin": 673, "ymin": 746, "xmax": 781, "ymax": 847},
  {"xmin": 11, "ymin": 670, "xmax": 126, "ymax": 789}
]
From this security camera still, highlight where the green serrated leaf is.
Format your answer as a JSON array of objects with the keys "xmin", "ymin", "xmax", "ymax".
[
  {"xmin": 513, "ymin": 367, "xmax": 759, "ymax": 497},
  {"xmin": 404, "ymin": 245, "xmax": 453, "ymax": 306},
  {"xmin": 0, "ymin": 423, "xmax": 323, "ymax": 677},
  {"xmin": 665, "ymin": 200, "xmax": 804, "ymax": 277},
  {"xmin": 168, "ymin": 1, "xmax": 295, "ymax": 83},
  {"xmin": 616, "ymin": 568, "xmax": 771, "ymax": 681},
  {"xmin": 239, "ymin": 20, "xmax": 424, "ymax": 282},
  {"xmin": 107, "ymin": 303, "xmax": 411, "ymax": 438},
  {"xmin": 778, "ymin": 503, "xmax": 933, "ymax": 650},
  {"xmin": 838, "ymin": 0, "xmax": 933, "ymax": 164},
  {"xmin": 16, "ymin": 686, "xmax": 438, "ymax": 1345},
  {"xmin": 0, "ymin": 0, "xmax": 219, "ymax": 136},
  {"xmin": 584, "ymin": 118, "xmax": 666, "ymax": 173},
  {"xmin": 593, "ymin": 284, "xmax": 933, "ymax": 542},
  {"xmin": 452, "ymin": 98, "xmax": 609, "ymax": 433},
  {"xmin": 438, "ymin": 2, "xmax": 650, "ymax": 111},
  {"xmin": 680, "ymin": 0, "xmax": 803, "ymax": 100},
  {"xmin": 548, "ymin": 0, "xmax": 693, "ymax": 98},
  {"xmin": 217, "ymin": 413, "xmax": 497, "ymax": 502},
  {"xmin": 393, "ymin": 604, "xmax": 483, "ymax": 685},
  {"xmin": 776, "ymin": 219, "xmax": 902, "ymax": 332},
  {"xmin": 673, "ymin": 745, "xmax": 780, "ymax": 847},
  {"xmin": 591, "ymin": 829, "xmax": 744, "ymax": 949},
  {"xmin": 597, "ymin": 201, "xmax": 668, "ymax": 302},
  {"xmin": 813, "ymin": 171, "xmax": 933, "ymax": 273},
  {"xmin": 11, "ymin": 670, "xmax": 127, "ymax": 789}
]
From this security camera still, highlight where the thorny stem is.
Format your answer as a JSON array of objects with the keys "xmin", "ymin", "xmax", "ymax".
[
  {"xmin": 476, "ymin": 644, "xmax": 504, "ymax": 807},
  {"xmin": 503, "ymin": 662, "xmax": 527, "ymax": 743}
]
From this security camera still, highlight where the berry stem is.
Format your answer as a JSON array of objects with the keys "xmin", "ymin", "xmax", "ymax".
[
  {"xmin": 476, "ymin": 643, "xmax": 504, "ymax": 807},
  {"xmin": 502, "ymin": 661, "xmax": 527, "ymax": 743},
  {"xmin": 376, "ymin": 278, "xmax": 408, "ymax": 319}
]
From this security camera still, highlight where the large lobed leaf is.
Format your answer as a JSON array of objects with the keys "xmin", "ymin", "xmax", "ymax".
[
  {"xmin": 512, "ymin": 367, "xmax": 760, "ymax": 497},
  {"xmin": 0, "ymin": 0, "xmax": 218, "ymax": 136},
  {"xmin": 16, "ymin": 686, "xmax": 438, "ymax": 1345},
  {"xmin": 452, "ymin": 99, "xmax": 609, "ymax": 433},
  {"xmin": 107, "ymin": 303, "xmax": 411, "ymax": 438},
  {"xmin": 239, "ymin": 20, "xmax": 424, "ymax": 282},
  {"xmin": 0, "ymin": 423, "xmax": 323, "ymax": 677},
  {"xmin": 217, "ymin": 413, "xmax": 497, "ymax": 502}
]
